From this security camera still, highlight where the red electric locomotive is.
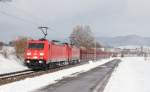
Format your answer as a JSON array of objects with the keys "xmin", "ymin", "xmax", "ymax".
[
  {"xmin": 24, "ymin": 27, "xmax": 80, "ymax": 69},
  {"xmin": 24, "ymin": 39, "xmax": 80, "ymax": 69}
]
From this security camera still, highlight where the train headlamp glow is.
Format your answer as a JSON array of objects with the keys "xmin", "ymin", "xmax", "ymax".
[
  {"xmin": 26, "ymin": 60, "xmax": 30, "ymax": 63},
  {"xmin": 27, "ymin": 52, "xmax": 31, "ymax": 55},
  {"xmin": 39, "ymin": 61, "xmax": 43, "ymax": 63},
  {"xmin": 40, "ymin": 53, "xmax": 44, "ymax": 56}
]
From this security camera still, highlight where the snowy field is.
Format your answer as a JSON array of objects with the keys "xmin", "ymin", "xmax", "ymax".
[
  {"xmin": 104, "ymin": 57, "xmax": 150, "ymax": 92},
  {"xmin": 0, "ymin": 58, "xmax": 115, "ymax": 92},
  {"xmin": 0, "ymin": 46, "xmax": 27, "ymax": 74}
]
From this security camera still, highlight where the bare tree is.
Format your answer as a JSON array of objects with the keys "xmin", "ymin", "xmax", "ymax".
[
  {"xmin": 14, "ymin": 37, "xmax": 28, "ymax": 59},
  {"xmin": 70, "ymin": 25, "xmax": 100, "ymax": 48}
]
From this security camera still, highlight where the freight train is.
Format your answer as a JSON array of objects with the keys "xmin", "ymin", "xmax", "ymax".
[
  {"xmin": 24, "ymin": 39, "xmax": 112, "ymax": 70},
  {"xmin": 24, "ymin": 27, "xmax": 112, "ymax": 70}
]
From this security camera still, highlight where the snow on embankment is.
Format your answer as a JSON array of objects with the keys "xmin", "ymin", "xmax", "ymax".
[
  {"xmin": 0, "ymin": 58, "xmax": 115, "ymax": 92},
  {"xmin": 0, "ymin": 46, "xmax": 27, "ymax": 74},
  {"xmin": 104, "ymin": 57, "xmax": 150, "ymax": 92}
]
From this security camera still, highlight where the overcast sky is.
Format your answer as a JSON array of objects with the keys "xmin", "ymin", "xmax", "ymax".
[{"xmin": 0, "ymin": 0, "xmax": 150, "ymax": 42}]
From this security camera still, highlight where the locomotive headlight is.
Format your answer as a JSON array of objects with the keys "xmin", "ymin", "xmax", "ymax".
[
  {"xmin": 26, "ymin": 60, "xmax": 30, "ymax": 63},
  {"xmin": 40, "ymin": 53, "xmax": 44, "ymax": 56},
  {"xmin": 27, "ymin": 52, "xmax": 31, "ymax": 56},
  {"xmin": 39, "ymin": 61, "xmax": 43, "ymax": 63}
]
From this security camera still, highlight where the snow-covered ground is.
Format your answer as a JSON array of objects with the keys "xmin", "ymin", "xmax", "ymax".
[
  {"xmin": 0, "ymin": 58, "xmax": 115, "ymax": 92},
  {"xmin": 104, "ymin": 57, "xmax": 150, "ymax": 92},
  {"xmin": 0, "ymin": 46, "xmax": 27, "ymax": 74}
]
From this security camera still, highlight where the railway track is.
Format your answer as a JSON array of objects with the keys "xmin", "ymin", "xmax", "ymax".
[
  {"xmin": 0, "ymin": 70, "xmax": 34, "ymax": 79},
  {"xmin": 0, "ymin": 61, "xmax": 86, "ymax": 86},
  {"xmin": 0, "ymin": 59, "xmax": 118, "ymax": 86},
  {"xmin": 0, "ymin": 69, "xmax": 36, "ymax": 86}
]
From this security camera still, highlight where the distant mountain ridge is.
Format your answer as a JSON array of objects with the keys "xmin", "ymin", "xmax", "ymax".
[
  {"xmin": 48, "ymin": 35, "xmax": 150, "ymax": 47},
  {"xmin": 96, "ymin": 35, "xmax": 150, "ymax": 47}
]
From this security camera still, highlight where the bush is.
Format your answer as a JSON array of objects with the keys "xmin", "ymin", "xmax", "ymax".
[{"xmin": 14, "ymin": 37, "xmax": 28, "ymax": 59}]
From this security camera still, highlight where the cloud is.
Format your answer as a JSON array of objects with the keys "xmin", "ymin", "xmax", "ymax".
[{"xmin": 127, "ymin": 0, "xmax": 150, "ymax": 17}]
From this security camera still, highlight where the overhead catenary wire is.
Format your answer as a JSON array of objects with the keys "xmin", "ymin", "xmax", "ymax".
[
  {"xmin": 3, "ymin": 2, "xmax": 47, "ymax": 25},
  {"xmin": 0, "ymin": 2, "xmax": 48, "ymax": 26},
  {"xmin": 0, "ymin": 2, "xmax": 54, "ymax": 32},
  {"xmin": 0, "ymin": 10, "xmax": 38, "ymax": 26}
]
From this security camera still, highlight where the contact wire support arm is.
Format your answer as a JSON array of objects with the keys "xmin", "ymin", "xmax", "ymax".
[{"xmin": 38, "ymin": 26, "xmax": 48, "ymax": 39}]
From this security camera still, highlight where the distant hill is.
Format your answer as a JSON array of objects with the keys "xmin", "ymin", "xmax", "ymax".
[
  {"xmin": 97, "ymin": 35, "xmax": 150, "ymax": 47},
  {"xmin": 49, "ymin": 35, "xmax": 150, "ymax": 47}
]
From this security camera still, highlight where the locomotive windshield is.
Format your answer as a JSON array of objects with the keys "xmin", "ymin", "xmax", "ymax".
[{"xmin": 28, "ymin": 43, "xmax": 44, "ymax": 49}]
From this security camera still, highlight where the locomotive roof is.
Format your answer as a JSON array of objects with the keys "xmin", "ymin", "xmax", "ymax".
[
  {"xmin": 27, "ymin": 39, "xmax": 79, "ymax": 48},
  {"xmin": 28, "ymin": 39, "xmax": 67, "ymax": 45}
]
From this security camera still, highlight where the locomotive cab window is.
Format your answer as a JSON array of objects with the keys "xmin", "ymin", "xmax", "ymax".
[{"xmin": 28, "ymin": 43, "xmax": 44, "ymax": 49}]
